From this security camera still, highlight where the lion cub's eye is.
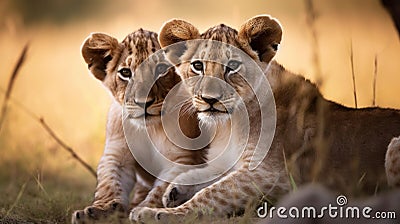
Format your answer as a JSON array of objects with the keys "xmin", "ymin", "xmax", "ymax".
[
  {"xmin": 225, "ymin": 60, "xmax": 242, "ymax": 75},
  {"xmin": 155, "ymin": 63, "xmax": 170, "ymax": 77},
  {"xmin": 190, "ymin": 60, "xmax": 204, "ymax": 75},
  {"xmin": 118, "ymin": 68, "xmax": 132, "ymax": 81}
]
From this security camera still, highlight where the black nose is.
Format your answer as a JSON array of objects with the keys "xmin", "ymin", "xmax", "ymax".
[
  {"xmin": 135, "ymin": 99, "xmax": 155, "ymax": 109},
  {"xmin": 201, "ymin": 96, "xmax": 219, "ymax": 105}
]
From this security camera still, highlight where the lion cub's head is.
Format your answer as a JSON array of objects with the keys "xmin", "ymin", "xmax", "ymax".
[
  {"xmin": 124, "ymin": 51, "xmax": 181, "ymax": 127},
  {"xmin": 82, "ymin": 29, "xmax": 180, "ymax": 126},
  {"xmin": 159, "ymin": 15, "xmax": 282, "ymax": 122}
]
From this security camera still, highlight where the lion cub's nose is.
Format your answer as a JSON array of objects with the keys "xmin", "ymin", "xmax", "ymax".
[
  {"xmin": 201, "ymin": 95, "xmax": 219, "ymax": 106},
  {"xmin": 135, "ymin": 98, "xmax": 155, "ymax": 109}
]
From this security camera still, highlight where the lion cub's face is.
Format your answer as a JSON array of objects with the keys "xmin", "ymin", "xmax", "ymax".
[
  {"xmin": 124, "ymin": 52, "xmax": 180, "ymax": 127},
  {"xmin": 171, "ymin": 39, "xmax": 251, "ymax": 122},
  {"xmin": 82, "ymin": 29, "xmax": 180, "ymax": 126},
  {"xmin": 159, "ymin": 16, "xmax": 282, "ymax": 123}
]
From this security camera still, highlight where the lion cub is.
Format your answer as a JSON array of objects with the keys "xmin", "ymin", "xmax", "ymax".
[
  {"xmin": 72, "ymin": 29, "xmax": 206, "ymax": 223},
  {"xmin": 130, "ymin": 15, "xmax": 400, "ymax": 222}
]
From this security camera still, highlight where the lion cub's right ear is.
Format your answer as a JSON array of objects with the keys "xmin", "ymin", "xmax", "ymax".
[
  {"xmin": 159, "ymin": 19, "xmax": 200, "ymax": 65},
  {"xmin": 81, "ymin": 33, "xmax": 121, "ymax": 81},
  {"xmin": 238, "ymin": 15, "xmax": 282, "ymax": 63}
]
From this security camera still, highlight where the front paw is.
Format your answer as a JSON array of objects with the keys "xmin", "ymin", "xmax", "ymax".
[
  {"xmin": 71, "ymin": 201, "xmax": 127, "ymax": 223},
  {"xmin": 162, "ymin": 184, "xmax": 194, "ymax": 208},
  {"xmin": 129, "ymin": 207, "xmax": 159, "ymax": 223},
  {"xmin": 129, "ymin": 207, "xmax": 185, "ymax": 223}
]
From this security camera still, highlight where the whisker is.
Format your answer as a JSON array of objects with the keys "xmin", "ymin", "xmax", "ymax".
[
  {"xmin": 178, "ymin": 99, "xmax": 198, "ymax": 117},
  {"xmin": 168, "ymin": 97, "xmax": 193, "ymax": 111}
]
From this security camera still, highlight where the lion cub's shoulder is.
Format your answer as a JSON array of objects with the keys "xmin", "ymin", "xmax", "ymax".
[{"xmin": 267, "ymin": 61, "xmax": 322, "ymax": 109}]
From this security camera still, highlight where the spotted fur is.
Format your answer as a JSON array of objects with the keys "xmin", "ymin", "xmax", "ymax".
[
  {"xmin": 130, "ymin": 15, "xmax": 400, "ymax": 222},
  {"xmin": 72, "ymin": 29, "xmax": 206, "ymax": 223}
]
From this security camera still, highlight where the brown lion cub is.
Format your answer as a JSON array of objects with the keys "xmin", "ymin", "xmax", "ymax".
[
  {"xmin": 130, "ymin": 15, "xmax": 400, "ymax": 222},
  {"xmin": 72, "ymin": 29, "xmax": 206, "ymax": 223}
]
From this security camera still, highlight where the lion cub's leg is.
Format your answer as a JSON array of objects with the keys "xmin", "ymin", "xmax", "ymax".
[
  {"xmin": 130, "ymin": 161, "xmax": 290, "ymax": 222},
  {"xmin": 134, "ymin": 167, "xmax": 195, "ymax": 209},
  {"xmin": 130, "ymin": 181, "xmax": 151, "ymax": 208},
  {"xmin": 386, "ymin": 136, "xmax": 400, "ymax": 187},
  {"xmin": 162, "ymin": 165, "xmax": 222, "ymax": 208},
  {"xmin": 72, "ymin": 105, "xmax": 136, "ymax": 223},
  {"xmin": 72, "ymin": 145, "xmax": 136, "ymax": 223},
  {"xmin": 72, "ymin": 146, "xmax": 136, "ymax": 223}
]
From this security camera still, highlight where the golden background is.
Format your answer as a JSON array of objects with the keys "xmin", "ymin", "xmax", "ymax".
[{"xmin": 0, "ymin": 0, "xmax": 398, "ymax": 222}]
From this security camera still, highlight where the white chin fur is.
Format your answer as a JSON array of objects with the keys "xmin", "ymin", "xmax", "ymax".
[
  {"xmin": 129, "ymin": 118, "xmax": 145, "ymax": 129},
  {"xmin": 198, "ymin": 112, "xmax": 230, "ymax": 126},
  {"xmin": 129, "ymin": 116, "xmax": 160, "ymax": 129}
]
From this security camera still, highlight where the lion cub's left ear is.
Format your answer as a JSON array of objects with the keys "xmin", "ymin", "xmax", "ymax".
[
  {"xmin": 238, "ymin": 15, "xmax": 282, "ymax": 63},
  {"xmin": 159, "ymin": 19, "xmax": 200, "ymax": 65},
  {"xmin": 81, "ymin": 33, "xmax": 121, "ymax": 81}
]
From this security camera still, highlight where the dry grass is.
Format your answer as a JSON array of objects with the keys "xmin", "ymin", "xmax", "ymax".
[
  {"xmin": 350, "ymin": 41, "xmax": 358, "ymax": 108},
  {"xmin": 0, "ymin": 43, "xmax": 97, "ymax": 224},
  {"xmin": 0, "ymin": 144, "xmax": 95, "ymax": 223},
  {"xmin": 0, "ymin": 43, "xmax": 96, "ymax": 177},
  {"xmin": 0, "ymin": 43, "xmax": 28, "ymax": 132},
  {"xmin": 304, "ymin": 0, "xmax": 323, "ymax": 87},
  {"xmin": 372, "ymin": 54, "xmax": 378, "ymax": 107},
  {"xmin": 0, "ymin": 0, "xmax": 399, "ymax": 223},
  {"xmin": 38, "ymin": 118, "xmax": 96, "ymax": 177}
]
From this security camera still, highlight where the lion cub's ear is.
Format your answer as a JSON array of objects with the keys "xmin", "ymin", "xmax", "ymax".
[
  {"xmin": 238, "ymin": 15, "xmax": 282, "ymax": 63},
  {"xmin": 159, "ymin": 19, "xmax": 200, "ymax": 65},
  {"xmin": 81, "ymin": 33, "xmax": 121, "ymax": 81},
  {"xmin": 159, "ymin": 19, "xmax": 200, "ymax": 47}
]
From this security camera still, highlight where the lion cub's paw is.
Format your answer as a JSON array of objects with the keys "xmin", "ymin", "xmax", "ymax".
[
  {"xmin": 129, "ymin": 207, "xmax": 159, "ymax": 223},
  {"xmin": 130, "ymin": 207, "xmax": 185, "ymax": 223},
  {"xmin": 71, "ymin": 200, "xmax": 127, "ymax": 224},
  {"xmin": 162, "ymin": 183, "xmax": 195, "ymax": 208}
]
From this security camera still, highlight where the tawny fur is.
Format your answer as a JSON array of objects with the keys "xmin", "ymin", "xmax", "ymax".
[
  {"xmin": 72, "ymin": 29, "xmax": 206, "ymax": 223},
  {"xmin": 130, "ymin": 15, "xmax": 400, "ymax": 222}
]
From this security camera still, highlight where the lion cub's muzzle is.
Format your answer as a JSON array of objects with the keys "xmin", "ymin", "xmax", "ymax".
[
  {"xmin": 193, "ymin": 93, "xmax": 234, "ymax": 116},
  {"xmin": 198, "ymin": 95, "xmax": 224, "ymax": 112},
  {"xmin": 125, "ymin": 97, "xmax": 162, "ymax": 119},
  {"xmin": 192, "ymin": 76, "xmax": 235, "ymax": 115}
]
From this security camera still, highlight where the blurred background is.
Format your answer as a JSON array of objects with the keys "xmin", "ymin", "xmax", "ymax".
[{"xmin": 0, "ymin": 0, "xmax": 399, "ymax": 222}]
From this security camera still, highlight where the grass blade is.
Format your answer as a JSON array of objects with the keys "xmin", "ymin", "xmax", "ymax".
[
  {"xmin": 305, "ymin": 0, "xmax": 323, "ymax": 86},
  {"xmin": 350, "ymin": 41, "xmax": 358, "ymax": 108},
  {"xmin": 0, "ymin": 82, "xmax": 96, "ymax": 178},
  {"xmin": 372, "ymin": 54, "xmax": 378, "ymax": 106},
  {"xmin": 39, "ymin": 117, "xmax": 97, "ymax": 177},
  {"xmin": 2, "ymin": 181, "xmax": 28, "ymax": 220},
  {"xmin": 0, "ymin": 43, "xmax": 29, "ymax": 132}
]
